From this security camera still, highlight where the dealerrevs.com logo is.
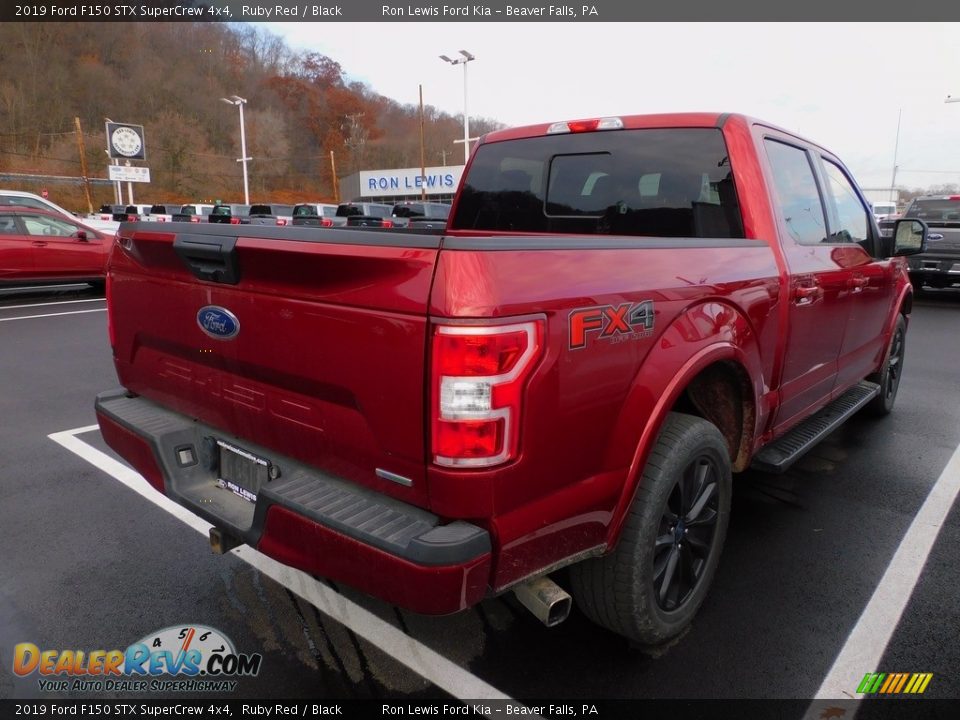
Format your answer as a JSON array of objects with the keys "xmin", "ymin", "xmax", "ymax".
[{"xmin": 13, "ymin": 625, "xmax": 262, "ymax": 693}]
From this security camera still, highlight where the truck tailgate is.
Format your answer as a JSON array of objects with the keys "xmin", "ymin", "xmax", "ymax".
[{"xmin": 108, "ymin": 224, "xmax": 440, "ymax": 507}]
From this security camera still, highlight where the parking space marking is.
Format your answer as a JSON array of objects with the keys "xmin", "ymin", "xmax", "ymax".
[
  {"xmin": 1, "ymin": 298, "xmax": 105, "ymax": 310},
  {"xmin": 813, "ymin": 440, "xmax": 960, "ymax": 701},
  {"xmin": 50, "ymin": 425, "xmax": 517, "ymax": 705},
  {"xmin": 0, "ymin": 308, "xmax": 106, "ymax": 322},
  {"xmin": 0, "ymin": 283, "xmax": 91, "ymax": 294}
]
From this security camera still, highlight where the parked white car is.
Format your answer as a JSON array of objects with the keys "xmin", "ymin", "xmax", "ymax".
[{"xmin": 0, "ymin": 190, "xmax": 119, "ymax": 233}]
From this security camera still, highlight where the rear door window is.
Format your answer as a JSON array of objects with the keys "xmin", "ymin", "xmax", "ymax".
[
  {"xmin": 451, "ymin": 127, "xmax": 744, "ymax": 237},
  {"xmin": 764, "ymin": 139, "xmax": 828, "ymax": 246}
]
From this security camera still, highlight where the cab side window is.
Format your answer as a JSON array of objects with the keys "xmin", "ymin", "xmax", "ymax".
[
  {"xmin": 0, "ymin": 214, "xmax": 20, "ymax": 234},
  {"xmin": 21, "ymin": 214, "xmax": 78, "ymax": 237},
  {"xmin": 821, "ymin": 158, "xmax": 869, "ymax": 246},
  {"xmin": 764, "ymin": 139, "xmax": 828, "ymax": 246}
]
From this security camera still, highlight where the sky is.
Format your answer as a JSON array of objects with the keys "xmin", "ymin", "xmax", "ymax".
[{"xmin": 264, "ymin": 22, "xmax": 960, "ymax": 192}]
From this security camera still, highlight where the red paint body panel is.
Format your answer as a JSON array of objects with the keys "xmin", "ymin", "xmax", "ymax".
[
  {"xmin": 99, "ymin": 113, "xmax": 912, "ymax": 613},
  {"xmin": 95, "ymin": 409, "xmax": 166, "ymax": 493},
  {"xmin": 258, "ymin": 505, "xmax": 491, "ymax": 614}
]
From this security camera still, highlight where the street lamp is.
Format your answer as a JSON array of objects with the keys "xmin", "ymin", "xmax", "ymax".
[
  {"xmin": 220, "ymin": 95, "xmax": 251, "ymax": 204},
  {"xmin": 439, "ymin": 50, "xmax": 476, "ymax": 164}
]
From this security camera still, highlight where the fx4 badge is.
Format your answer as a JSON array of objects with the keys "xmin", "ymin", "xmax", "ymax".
[{"xmin": 569, "ymin": 301, "xmax": 655, "ymax": 349}]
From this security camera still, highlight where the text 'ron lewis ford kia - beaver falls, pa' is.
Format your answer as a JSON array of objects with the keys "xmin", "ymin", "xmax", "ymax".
[{"xmin": 95, "ymin": 112, "xmax": 929, "ymax": 645}]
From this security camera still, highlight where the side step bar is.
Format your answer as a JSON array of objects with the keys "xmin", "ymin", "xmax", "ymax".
[{"xmin": 752, "ymin": 381, "xmax": 880, "ymax": 474}]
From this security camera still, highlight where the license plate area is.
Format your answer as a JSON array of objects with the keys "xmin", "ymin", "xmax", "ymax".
[{"xmin": 216, "ymin": 439, "xmax": 271, "ymax": 503}]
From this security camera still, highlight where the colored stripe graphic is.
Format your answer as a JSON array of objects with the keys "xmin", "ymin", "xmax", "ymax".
[{"xmin": 858, "ymin": 672, "xmax": 932, "ymax": 695}]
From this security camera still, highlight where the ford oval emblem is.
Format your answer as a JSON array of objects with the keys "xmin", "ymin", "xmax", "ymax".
[{"xmin": 197, "ymin": 306, "xmax": 240, "ymax": 340}]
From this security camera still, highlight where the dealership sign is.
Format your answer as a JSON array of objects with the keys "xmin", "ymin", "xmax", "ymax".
[
  {"xmin": 359, "ymin": 166, "xmax": 464, "ymax": 197},
  {"xmin": 108, "ymin": 165, "xmax": 151, "ymax": 183}
]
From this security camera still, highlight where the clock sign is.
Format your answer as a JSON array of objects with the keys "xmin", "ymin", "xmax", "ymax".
[{"xmin": 106, "ymin": 122, "xmax": 146, "ymax": 160}]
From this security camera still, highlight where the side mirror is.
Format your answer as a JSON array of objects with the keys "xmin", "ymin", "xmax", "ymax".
[
  {"xmin": 893, "ymin": 219, "xmax": 927, "ymax": 256},
  {"xmin": 75, "ymin": 230, "xmax": 88, "ymax": 241}
]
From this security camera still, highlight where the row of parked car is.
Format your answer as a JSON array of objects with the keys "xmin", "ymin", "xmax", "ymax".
[
  {"xmin": 91, "ymin": 200, "xmax": 452, "ymax": 230},
  {"xmin": 0, "ymin": 189, "xmax": 453, "ymax": 290}
]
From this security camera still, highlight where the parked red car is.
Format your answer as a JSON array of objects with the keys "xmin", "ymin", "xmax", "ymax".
[{"xmin": 0, "ymin": 206, "xmax": 112, "ymax": 287}]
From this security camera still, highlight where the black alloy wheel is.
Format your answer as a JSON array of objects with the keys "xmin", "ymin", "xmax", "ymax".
[{"xmin": 653, "ymin": 454, "xmax": 721, "ymax": 612}]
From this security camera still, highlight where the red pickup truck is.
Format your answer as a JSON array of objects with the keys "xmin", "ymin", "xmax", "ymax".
[{"xmin": 96, "ymin": 113, "xmax": 928, "ymax": 645}]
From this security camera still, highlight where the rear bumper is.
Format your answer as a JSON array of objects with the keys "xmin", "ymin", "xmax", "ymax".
[{"xmin": 95, "ymin": 389, "xmax": 492, "ymax": 614}]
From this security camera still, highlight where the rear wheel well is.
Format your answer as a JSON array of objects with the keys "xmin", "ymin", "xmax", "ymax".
[{"xmin": 671, "ymin": 361, "xmax": 755, "ymax": 472}]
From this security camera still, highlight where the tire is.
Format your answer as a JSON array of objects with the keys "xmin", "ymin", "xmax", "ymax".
[
  {"xmin": 569, "ymin": 412, "xmax": 732, "ymax": 645},
  {"xmin": 867, "ymin": 314, "xmax": 907, "ymax": 416}
]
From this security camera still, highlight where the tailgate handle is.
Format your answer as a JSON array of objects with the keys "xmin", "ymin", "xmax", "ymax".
[{"xmin": 173, "ymin": 234, "xmax": 241, "ymax": 284}]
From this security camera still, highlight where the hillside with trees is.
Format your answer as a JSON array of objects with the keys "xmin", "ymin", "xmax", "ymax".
[{"xmin": 0, "ymin": 22, "xmax": 502, "ymax": 211}]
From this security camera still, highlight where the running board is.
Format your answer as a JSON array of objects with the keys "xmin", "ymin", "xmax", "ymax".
[{"xmin": 752, "ymin": 381, "xmax": 881, "ymax": 474}]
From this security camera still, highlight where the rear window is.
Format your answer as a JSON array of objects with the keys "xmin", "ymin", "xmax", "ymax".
[
  {"xmin": 336, "ymin": 204, "xmax": 363, "ymax": 217},
  {"xmin": 249, "ymin": 204, "xmax": 272, "ymax": 215},
  {"xmin": 450, "ymin": 127, "xmax": 744, "ymax": 238},
  {"xmin": 293, "ymin": 205, "xmax": 316, "ymax": 217},
  {"xmin": 211, "ymin": 205, "xmax": 231, "ymax": 216},
  {"xmin": 904, "ymin": 199, "xmax": 960, "ymax": 221}
]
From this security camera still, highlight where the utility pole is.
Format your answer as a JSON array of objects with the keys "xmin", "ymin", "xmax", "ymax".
[
  {"xmin": 74, "ymin": 117, "xmax": 93, "ymax": 214},
  {"xmin": 889, "ymin": 108, "xmax": 901, "ymax": 203},
  {"xmin": 419, "ymin": 85, "xmax": 427, "ymax": 201},
  {"xmin": 343, "ymin": 113, "xmax": 368, "ymax": 172},
  {"xmin": 329, "ymin": 150, "xmax": 339, "ymax": 203}
]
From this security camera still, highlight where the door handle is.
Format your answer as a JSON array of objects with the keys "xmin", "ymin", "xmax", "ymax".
[
  {"xmin": 31, "ymin": 241, "xmax": 47, "ymax": 247},
  {"xmin": 848, "ymin": 276, "xmax": 868, "ymax": 291},
  {"xmin": 794, "ymin": 285, "xmax": 823, "ymax": 304}
]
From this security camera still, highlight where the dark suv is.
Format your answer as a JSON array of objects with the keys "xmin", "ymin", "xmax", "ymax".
[
  {"xmin": 335, "ymin": 202, "xmax": 393, "ymax": 227},
  {"xmin": 389, "ymin": 201, "xmax": 451, "ymax": 229},
  {"xmin": 208, "ymin": 204, "xmax": 251, "ymax": 225},
  {"xmin": 247, "ymin": 204, "xmax": 295, "ymax": 226},
  {"xmin": 291, "ymin": 203, "xmax": 339, "ymax": 227}
]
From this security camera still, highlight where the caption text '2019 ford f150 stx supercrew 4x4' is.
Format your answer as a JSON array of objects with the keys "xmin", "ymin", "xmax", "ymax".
[{"xmin": 95, "ymin": 113, "xmax": 929, "ymax": 645}]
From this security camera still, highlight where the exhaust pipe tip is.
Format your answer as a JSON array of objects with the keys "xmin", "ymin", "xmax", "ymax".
[
  {"xmin": 513, "ymin": 576, "xmax": 572, "ymax": 627},
  {"xmin": 209, "ymin": 527, "xmax": 241, "ymax": 555}
]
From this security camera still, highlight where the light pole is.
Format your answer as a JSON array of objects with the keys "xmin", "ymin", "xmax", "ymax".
[
  {"xmin": 221, "ymin": 95, "xmax": 250, "ymax": 204},
  {"xmin": 440, "ymin": 50, "xmax": 475, "ymax": 164}
]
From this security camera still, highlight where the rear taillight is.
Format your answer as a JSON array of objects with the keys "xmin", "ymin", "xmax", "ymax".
[
  {"xmin": 106, "ymin": 272, "xmax": 115, "ymax": 348},
  {"xmin": 229, "ymin": 217, "xmax": 241, "ymax": 225},
  {"xmin": 190, "ymin": 216, "xmax": 200, "ymax": 223},
  {"xmin": 276, "ymin": 218, "xmax": 288, "ymax": 226},
  {"xmin": 431, "ymin": 320, "xmax": 543, "ymax": 468},
  {"xmin": 156, "ymin": 217, "xmax": 167, "ymax": 222},
  {"xmin": 382, "ymin": 219, "xmax": 394, "ymax": 228},
  {"xmin": 126, "ymin": 214, "xmax": 137, "ymax": 222},
  {"xmin": 320, "ymin": 218, "xmax": 334, "ymax": 227}
]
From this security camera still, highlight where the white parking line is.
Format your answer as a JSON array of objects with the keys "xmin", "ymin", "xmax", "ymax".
[
  {"xmin": 0, "ymin": 283, "xmax": 91, "ymax": 293},
  {"xmin": 812, "ymin": 440, "xmax": 960, "ymax": 702},
  {"xmin": 1, "ymin": 298, "xmax": 105, "ymax": 310},
  {"xmin": 0, "ymin": 308, "xmax": 106, "ymax": 322},
  {"xmin": 49, "ymin": 425, "xmax": 517, "ymax": 705}
]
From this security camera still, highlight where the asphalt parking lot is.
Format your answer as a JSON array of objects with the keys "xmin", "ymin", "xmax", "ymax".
[{"xmin": 1, "ymin": 284, "xmax": 958, "ymax": 711}]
